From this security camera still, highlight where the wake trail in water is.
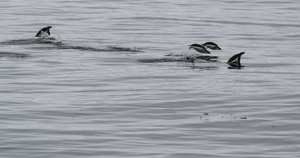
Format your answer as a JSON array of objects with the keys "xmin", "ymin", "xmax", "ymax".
[
  {"xmin": 0, "ymin": 37, "xmax": 61, "ymax": 45},
  {"xmin": 138, "ymin": 55, "xmax": 219, "ymax": 63},
  {"xmin": 0, "ymin": 52, "xmax": 30, "ymax": 58},
  {"xmin": 0, "ymin": 37, "xmax": 141, "ymax": 53}
]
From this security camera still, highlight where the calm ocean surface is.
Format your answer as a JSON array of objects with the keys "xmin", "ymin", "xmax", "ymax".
[{"xmin": 1, "ymin": 0, "xmax": 300, "ymax": 157}]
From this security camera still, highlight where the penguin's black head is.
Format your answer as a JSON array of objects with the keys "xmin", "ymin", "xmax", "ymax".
[{"xmin": 188, "ymin": 44, "xmax": 200, "ymax": 49}]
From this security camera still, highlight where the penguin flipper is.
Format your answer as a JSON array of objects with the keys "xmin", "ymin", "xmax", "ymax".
[
  {"xmin": 46, "ymin": 30, "xmax": 50, "ymax": 36},
  {"xmin": 35, "ymin": 30, "xmax": 42, "ymax": 37}
]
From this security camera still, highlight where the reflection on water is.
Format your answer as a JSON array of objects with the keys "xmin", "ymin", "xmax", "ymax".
[{"xmin": 227, "ymin": 64, "xmax": 245, "ymax": 69}]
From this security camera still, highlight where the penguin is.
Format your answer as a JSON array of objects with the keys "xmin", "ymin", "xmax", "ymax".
[
  {"xmin": 227, "ymin": 52, "xmax": 245, "ymax": 68},
  {"xmin": 189, "ymin": 43, "xmax": 210, "ymax": 54},
  {"xmin": 35, "ymin": 26, "xmax": 52, "ymax": 37},
  {"xmin": 202, "ymin": 42, "xmax": 222, "ymax": 50}
]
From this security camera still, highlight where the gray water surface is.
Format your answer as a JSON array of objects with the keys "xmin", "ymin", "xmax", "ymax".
[{"xmin": 1, "ymin": 0, "xmax": 300, "ymax": 158}]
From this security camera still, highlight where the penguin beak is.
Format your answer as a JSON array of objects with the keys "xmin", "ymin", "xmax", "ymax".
[{"xmin": 188, "ymin": 45, "xmax": 193, "ymax": 49}]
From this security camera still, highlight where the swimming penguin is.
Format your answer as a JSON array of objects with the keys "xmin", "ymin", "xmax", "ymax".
[
  {"xmin": 35, "ymin": 26, "xmax": 52, "ymax": 37},
  {"xmin": 202, "ymin": 42, "xmax": 222, "ymax": 50},
  {"xmin": 189, "ymin": 43, "xmax": 210, "ymax": 54},
  {"xmin": 227, "ymin": 52, "xmax": 245, "ymax": 68}
]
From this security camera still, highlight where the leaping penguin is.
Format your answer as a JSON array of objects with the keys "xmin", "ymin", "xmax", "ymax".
[
  {"xmin": 189, "ymin": 43, "xmax": 210, "ymax": 54},
  {"xmin": 202, "ymin": 42, "xmax": 222, "ymax": 50},
  {"xmin": 227, "ymin": 52, "xmax": 245, "ymax": 68},
  {"xmin": 35, "ymin": 26, "xmax": 52, "ymax": 37}
]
